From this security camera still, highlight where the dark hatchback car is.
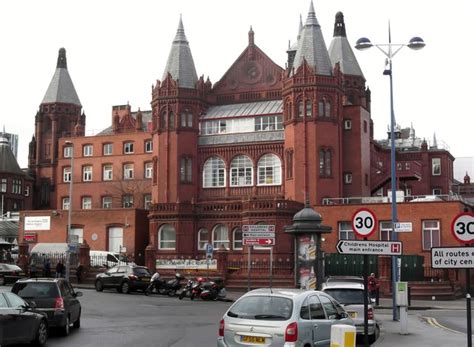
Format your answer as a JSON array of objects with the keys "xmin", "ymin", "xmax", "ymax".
[
  {"xmin": 95, "ymin": 265, "xmax": 151, "ymax": 294},
  {"xmin": 0, "ymin": 291, "xmax": 48, "ymax": 346},
  {"xmin": 12, "ymin": 278, "xmax": 82, "ymax": 336},
  {"xmin": 0, "ymin": 263, "xmax": 26, "ymax": 285}
]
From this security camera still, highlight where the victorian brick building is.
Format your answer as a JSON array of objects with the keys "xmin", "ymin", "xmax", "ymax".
[{"xmin": 20, "ymin": 3, "xmax": 467, "ymax": 288}]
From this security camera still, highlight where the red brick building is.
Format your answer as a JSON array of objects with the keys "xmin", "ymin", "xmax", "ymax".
[{"xmin": 20, "ymin": 4, "xmax": 470, "ymax": 287}]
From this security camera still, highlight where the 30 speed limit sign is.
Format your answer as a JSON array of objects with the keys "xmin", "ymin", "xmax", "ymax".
[
  {"xmin": 352, "ymin": 208, "xmax": 377, "ymax": 238},
  {"xmin": 451, "ymin": 212, "xmax": 474, "ymax": 244}
]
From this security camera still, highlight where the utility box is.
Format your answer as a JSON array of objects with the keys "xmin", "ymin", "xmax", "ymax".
[{"xmin": 396, "ymin": 281, "xmax": 409, "ymax": 307}]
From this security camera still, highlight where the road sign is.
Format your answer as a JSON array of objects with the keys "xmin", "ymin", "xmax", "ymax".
[
  {"xmin": 242, "ymin": 225, "xmax": 275, "ymax": 233},
  {"xmin": 205, "ymin": 243, "xmax": 214, "ymax": 259},
  {"xmin": 352, "ymin": 208, "xmax": 377, "ymax": 238},
  {"xmin": 243, "ymin": 238, "xmax": 275, "ymax": 246},
  {"xmin": 243, "ymin": 232, "xmax": 275, "ymax": 238},
  {"xmin": 336, "ymin": 240, "xmax": 402, "ymax": 256},
  {"xmin": 431, "ymin": 247, "xmax": 474, "ymax": 269},
  {"xmin": 394, "ymin": 222, "xmax": 412, "ymax": 233},
  {"xmin": 451, "ymin": 212, "xmax": 474, "ymax": 244}
]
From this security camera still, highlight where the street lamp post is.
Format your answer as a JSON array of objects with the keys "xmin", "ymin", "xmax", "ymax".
[
  {"xmin": 355, "ymin": 27, "xmax": 425, "ymax": 321},
  {"xmin": 65, "ymin": 141, "xmax": 74, "ymax": 281}
]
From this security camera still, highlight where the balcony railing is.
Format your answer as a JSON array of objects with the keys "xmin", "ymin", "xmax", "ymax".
[{"xmin": 322, "ymin": 194, "xmax": 461, "ymax": 205}]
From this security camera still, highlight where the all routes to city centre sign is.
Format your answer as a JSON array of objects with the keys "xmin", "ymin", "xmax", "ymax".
[
  {"xmin": 336, "ymin": 240, "xmax": 403, "ymax": 256},
  {"xmin": 431, "ymin": 247, "xmax": 474, "ymax": 269},
  {"xmin": 242, "ymin": 224, "xmax": 275, "ymax": 246}
]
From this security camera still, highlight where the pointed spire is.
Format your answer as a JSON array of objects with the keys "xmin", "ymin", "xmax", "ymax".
[
  {"xmin": 292, "ymin": 1, "xmax": 332, "ymax": 75},
  {"xmin": 248, "ymin": 26, "xmax": 255, "ymax": 46},
  {"xmin": 162, "ymin": 15, "xmax": 198, "ymax": 89},
  {"xmin": 432, "ymin": 132, "xmax": 438, "ymax": 149},
  {"xmin": 298, "ymin": 14, "xmax": 303, "ymax": 39},
  {"xmin": 42, "ymin": 48, "xmax": 81, "ymax": 105},
  {"xmin": 328, "ymin": 11, "xmax": 364, "ymax": 76}
]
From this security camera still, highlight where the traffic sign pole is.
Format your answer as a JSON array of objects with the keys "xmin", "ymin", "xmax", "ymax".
[
  {"xmin": 363, "ymin": 237, "xmax": 369, "ymax": 347},
  {"xmin": 247, "ymin": 246, "xmax": 251, "ymax": 292},
  {"xmin": 270, "ymin": 246, "xmax": 273, "ymax": 289},
  {"xmin": 467, "ymin": 244, "xmax": 472, "ymax": 347}
]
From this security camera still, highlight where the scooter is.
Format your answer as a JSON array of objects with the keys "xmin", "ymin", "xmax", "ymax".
[
  {"xmin": 199, "ymin": 278, "xmax": 226, "ymax": 301},
  {"xmin": 144, "ymin": 272, "xmax": 165, "ymax": 296},
  {"xmin": 178, "ymin": 279, "xmax": 195, "ymax": 300},
  {"xmin": 158, "ymin": 273, "xmax": 186, "ymax": 297}
]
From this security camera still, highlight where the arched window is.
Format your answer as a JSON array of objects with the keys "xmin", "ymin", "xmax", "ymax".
[
  {"xmin": 318, "ymin": 97, "xmax": 331, "ymax": 117},
  {"xmin": 257, "ymin": 154, "xmax": 282, "ymax": 186},
  {"xmin": 305, "ymin": 100, "xmax": 312, "ymax": 117},
  {"xmin": 158, "ymin": 224, "xmax": 176, "ymax": 250},
  {"xmin": 197, "ymin": 228, "xmax": 208, "ymax": 250},
  {"xmin": 297, "ymin": 100, "xmax": 303, "ymax": 118},
  {"xmin": 160, "ymin": 111, "xmax": 166, "ymax": 129},
  {"xmin": 233, "ymin": 227, "xmax": 243, "ymax": 250},
  {"xmin": 230, "ymin": 155, "xmax": 253, "ymax": 187},
  {"xmin": 203, "ymin": 156, "xmax": 226, "ymax": 188},
  {"xmin": 169, "ymin": 111, "xmax": 175, "ymax": 129},
  {"xmin": 319, "ymin": 148, "xmax": 332, "ymax": 177},
  {"xmin": 286, "ymin": 150, "xmax": 293, "ymax": 179},
  {"xmin": 212, "ymin": 224, "xmax": 229, "ymax": 249},
  {"xmin": 180, "ymin": 156, "xmax": 192, "ymax": 183}
]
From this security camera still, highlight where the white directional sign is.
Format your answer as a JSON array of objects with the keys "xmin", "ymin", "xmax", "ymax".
[
  {"xmin": 431, "ymin": 247, "xmax": 474, "ymax": 269},
  {"xmin": 242, "ymin": 225, "xmax": 275, "ymax": 233},
  {"xmin": 351, "ymin": 208, "xmax": 377, "ymax": 238},
  {"xmin": 451, "ymin": 212, "xmax": 474, "ymax": 244},
  {"xmin": 336, "ymin": 240, "xmax": 403, "ymax": 256},
  {"xmin": 394, "ymin": 222, "xmax": 413, "ymax": 233},
  {"xmin": 242, "ymin": 225, "xmax": 276, "ymax": 247}
]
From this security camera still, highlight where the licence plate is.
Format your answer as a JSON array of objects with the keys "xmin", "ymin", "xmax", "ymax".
[
  {"xmin": 142, "ymin": 278, "xmax": 150, "ymax": 282},
  {"xmin": 349, "ymin": 312, "xmax": 357, "ymax": 319},
  {"xmin": 240, "ymin": 335, "xmax": 265, "ymax": 344}
]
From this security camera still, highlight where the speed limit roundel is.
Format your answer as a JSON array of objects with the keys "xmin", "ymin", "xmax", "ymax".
[
  {"xmin": 451, "ymin": 212, "xmax": 474, "ymax": 244},
  {"xmin": 352, "ymin": 208, "xmax": 377, "ymax": 238}
]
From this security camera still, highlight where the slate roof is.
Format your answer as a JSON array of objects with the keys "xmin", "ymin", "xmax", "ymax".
[
  {"xmin": 42, "ymin": 48, "xmax": 81, "ymax": 106},
  {"xmin": 202, "ymin": 100, "xmax": 283, "ymax": 119},
  {"xmin": 162, "ymin": 17, "xmax": 198, "ymax": 89},
  {"xmin": 97, "ymin": 110, "xmax": 153, "ymax": 135},
  {"xmin": 0, "ymin": 136, "xmax": 23, "ymax": 175}
]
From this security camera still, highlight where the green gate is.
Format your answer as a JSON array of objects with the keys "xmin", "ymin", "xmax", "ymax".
[
  {"xmin": 400, "ymin": 255, "xmax": 424, "ymax": 281},
  {"xmin": 325, "ymin": 254, "xmax": 378, "ymax": 278}
]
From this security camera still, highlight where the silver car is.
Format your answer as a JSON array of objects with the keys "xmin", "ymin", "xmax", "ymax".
[
  {"xmin": 322, "ymin": 281, "xmax": 379, "ymax": 344},
  {"xmin": 217, "ymin": 288, "xmax": 354, "ymax": 347}
]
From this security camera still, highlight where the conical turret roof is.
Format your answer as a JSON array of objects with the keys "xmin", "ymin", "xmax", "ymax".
[
  {"xmin": 162, "ymin": 16, "xmax": 198, "ymax": 89},
  {"xmin": 292, "ymin": 1, "xmax": 332, "ymax": 76},
  {"xmin": 42, "ymin": 48, "xmax": 81, "ymax": 106},
  {"xmin": 328, "ymin": 12, "xmax": 364, "ymax": 77},
  {"xmin": 0, "ymin": 136, "xmax": 23, "ymax": 175}
]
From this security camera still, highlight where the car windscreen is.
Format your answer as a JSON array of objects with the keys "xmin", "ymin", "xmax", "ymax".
[
  {"xmin": 133, "ymin": 267, "xmax": 151, "ymax": 276},
  {"xmin": 323, "ymin": 288, "xmax": 365, "ymax": 305},
  {"xmin": 227, "ymin": 295, "xmax": 293, "ymax": 320},
  {"xmin": 12, "ymin": 282, "xmax": 60, "ymax": 299}
]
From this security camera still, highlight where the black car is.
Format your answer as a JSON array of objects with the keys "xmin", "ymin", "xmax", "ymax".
[
  {"xmin": 95, "ymin": 265, "xmax": 151, "ymax": 294},
  {"xmin": 0, "ymin": 263, "xmax": 27, "ymax": 285},
  {"xmin": 0, "ymin": 291, "xmax": 48, "ymax": 346},
  {"xmin": 12, "ymin": 278, "xmax": 82, "ymax": 336}
]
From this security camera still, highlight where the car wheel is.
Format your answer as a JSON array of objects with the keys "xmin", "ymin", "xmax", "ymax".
[
  {"xmin": 121, "ymin": 281, "xmax": 130, "ymax": 294},
  {"xmin": 62, "ymin": 316, "xmax": 70, "ymax": 336},
  {"xmin": 33, "ymin": 319, "xmax": 48, "ymax": 346},
  {"xmin": 95, "ymin": 280, "xmax": 103, "ymax": 292},
  {"xmin": 369, "ymin": 325, "xmax": 380, "ymax": 345},
  {"xmin": 73, "ymin": 311, "xmax": 81, "ymax": 328}
]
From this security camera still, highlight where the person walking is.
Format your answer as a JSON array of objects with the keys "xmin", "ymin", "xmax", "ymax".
[
  {"xmin": 76, "ymin": 263, "xmax": 84, "ymax": 283},
  {"xmin": 368, "ymin": 272, "xmax": 378, "ymax": 300},
  {"xmin": 29, "ymin": 260, "xmax": 37, "ymax": 278},
  {"xmin": 55, "ymin": 260, "xmax": 65, "ymax": 278},
  {"xmin": 43, "ymin": 258, "xmax": 51, "ymax": 278}
]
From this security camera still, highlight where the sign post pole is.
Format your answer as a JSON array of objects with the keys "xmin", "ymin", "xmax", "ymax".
[
  {"xmin": 269, "ymin": 246, "xmax": 273, "ymax": 289},
  {"xmin": 247, "ymin": 246, "xmax": 251, "ymax": 292},
  {"xmin": 467, "ymin": 245, "xmax": 472, "ymax": 347},
  {"xmin": 363, "ymin": 237, "xmax": 369, "ymax": 347}
]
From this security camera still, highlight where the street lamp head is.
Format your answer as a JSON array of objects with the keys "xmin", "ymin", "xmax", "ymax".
[
  {"xmin": 355, "ymin": 37, "xmax": 373, "ymax": 50},
  {"xmin": 407, "ymin": 37, "xmax": 425, "ymax": 50}
]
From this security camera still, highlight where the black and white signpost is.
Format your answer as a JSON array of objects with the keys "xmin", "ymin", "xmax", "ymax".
[
  {"xmin": 432, "ymin": 212, "xmax": 474, "ymax": 347},
  {"xmin": 351, "ymin": 208, "xmax": 377, "ymax": 347}
]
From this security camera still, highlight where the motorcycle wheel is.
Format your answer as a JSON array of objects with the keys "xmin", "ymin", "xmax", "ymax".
[
  {"xmin": 158, "ymin": 288, "xmax": 167, "ymax": 295},
  {"xmin": 168, "ymin": 289, "xmax": 176, "ymax": 297},
  {"xmin": 190, "ymin": 293, "xmax": 195, "ymax": 300},
  {"xmin": 178, "ymin": 291, "xmax": 186, "ymax": 300}
]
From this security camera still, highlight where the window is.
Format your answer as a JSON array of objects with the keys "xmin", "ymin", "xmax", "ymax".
[
  {"xmin": 339, "ymin": 221, "xmax": 355, "ymax": 240},
  {"xmin": 319, "ymin": 295, "xmax": 338, "ymax": 319},
  {"xmin": 82, "ymin": 197, "xmax": 92, "ymax": 209},
  {"xmin": 64, "ymin": 146, "xmax": 73, "ymax": 158},
  {"xmin": 124, "ymin": 142, "xmax": 134, "ymax": 154},
  {"xmin": 70, "ymin": 228, "xmax": 84, "ymax": 244},
  {"xmin": 11, "ymin": 179, "xmax": 21, "ymax": 194},
  {"xmin": 169, "ymin": 112, "xmax": 175, "ymax": 129},
  {"xmin": 0, "ymin": 178, "xmax": 6, "ymax": 192},
  {"xmin": 62, "ymin": 197, "xmax": 70, "ymax": 210},
  {"xmin": 432, "ymin": 188, "xmax": 442, "ymax": 195},
  {"xmin": 63, "ymin": 167, "xmax": 72, "ymax": 182},
  {"xmin": 297, "ymin": 101, "xmax": 303, "ymax": 117},
  {"xmin": 145, "ymin": 162, "xmax": 153, "ymax": 179},
  {"xmin": 83, "ymin": 144, "xmax": 93, "ymax": 157},
  {"xmin": 344, "ymin": 119, "xmax": 352, "ymax": 130},
  {"xmin": 180, "ymin": 157, "xmax": 192, "ymax": 183},
  {"xmin": 203, "ymin": 156, "xmax": 226, "ymax": 188},
  {"xmin": 103, "ymin": 143, "xmax": 113, "ymax": 156},
  {"xmin": 198, "ymin": 228, "xmax": 209, "ymax": 250},
  {"xmin": 257, "ymin": 154, "xmax": 282, "ymax": 186},
  {"xmin": 233, "ymin": 227, "xmax": 243, "ymax": 250},
  {"xmin": 82, "ymin": 166, "xmax": 92, "ymax": 182},
  {"xmin": 286, "ymin": 150, "xmax": 293, "ymax": 179},
  {"xmin": 230, "ymin": 155, "xmax": 253, "ymax": 187},
  {"xmin": 397, "ymin": 162, "xmax": 402, "ymax": 171},
  {"xmin": 405, "ymin": 187, "xmax": 412, "ymax": 196},
  {"xmin": 309, "ymin": 295, "xmax": 326, "ymax": 319},
  {"xmin": 108, "ymin": 227, "xmax": 123, "ymax": 253},
  {"xmin": 344, "ymin": 173, "xmax": 352, "ymax": 184},
  {"xmin": 363, "ymin": 120, "xmax": 368, "ymax": 133},
  {"xmin": 380, "ymin": 221, "xmax": 393, "ymax": 241},
  {"xmin": 422, "ymin": 220, "xmax": 440, "ymax": 250},
  {"xmin": 160, "ymin": 111, "xmax": 166, "ymax": 130},
  {"xmin": 212, "ymin": 225, "xmax": 229, "ymax": 249},
  {"xmin": 405, "ymin": 162, "xmax": 411, "ymax": 170},
  {"xmin": 318, "ymin": 98, "xmax": 331, "ymax": 117},
  {"xmin": 122, "ymin": 195, "xmax": 134, "ymax": 208},
  {"xmin": 186, "ymin": 111, "xmax": 193, "ymax": 127},
  {"xmin": 123, "ymin": 163, "xmax": 134, "ymax": 179},
  {"xmin": 432, "ymin": 158, "xmax": 441, "ymax": 176},
  {"xmin": 103, "ymin": 164, "xmax": 113, "ymax": 181},
  {"xmin": 319, "ymin": 149, "xmax": 332, "ymax": 177},
  {"xmin": 102, "ymin": 196, "xmax": 112, "ymax": 209},
  {"xmin": 305, "ymin": 100, "xmax": 312, "ymax": 117},
  {"xmin": 158, "ymin": 224, "xmax": 176, "ymax": 250},
  {"xmin": 25, "ymin": 186, "xmax": 30, "ymax": 197},
  {"xmin": 144, "ymin": 194, "xmax": 152, "ymax": 210},
  {"xmin": 255, "ymin": 115, "xmax": 283, "ymax": 131},
  {"xmin": 145, "ymin": 140, "xmax": 153, "ymax": 153}
]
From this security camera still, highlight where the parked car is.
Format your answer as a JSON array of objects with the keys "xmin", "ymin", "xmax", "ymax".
[
  {"xmin": 90, "ymin": 250, "xmax": 129, "ymax": 268},
  {"xmin": 95, "ymin": 264, "xmax": 151, "ymax": 294},
  {"xmin": 0, "ymin": 291, "xmax": 48, "ymax": 346},
  {"xmin": 322, "ymin": 279, "xmax": 379, "ymax": 344},
  {"xmin": 217, "ymin": 288, "xmax": 353, "ymax": 347},
  {"xmin": 0, "ymin": 263, "xmax": 27, "ymax": 285},
  {"xmin": 12, "ymin": 278, "xmax": 82, "ymax": 336}
]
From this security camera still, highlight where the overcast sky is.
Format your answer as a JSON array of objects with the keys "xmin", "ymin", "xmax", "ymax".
[{"xmin": 1, "ymin": 0, "xmax": 472, "ymax": 175}]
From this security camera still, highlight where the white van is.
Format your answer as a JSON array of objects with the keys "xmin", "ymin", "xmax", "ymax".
[{"xmin": 90, "ymin": 251, "xmax": 129, "ymax": 268}]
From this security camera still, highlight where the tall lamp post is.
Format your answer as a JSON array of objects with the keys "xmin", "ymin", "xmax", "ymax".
[
  {"xmin": 65, "ymin": 141, "xmax": 74, "ymax": 281},
  {"xmin": 355, "ymin": 28, "xmax": 425, "ymax": 321}
]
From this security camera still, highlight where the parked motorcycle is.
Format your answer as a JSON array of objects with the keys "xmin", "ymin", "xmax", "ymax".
[
  {"xmin": 157, "ymin": 273, "xmax": 186, "ymax": 297},
  {"xmin": 198, "ymin": 278, "xmax": 227, "ymax": 301},
  {"xmin": 189, "ymin": 277, "xmax": 206, "ymax": 300},
  {"xmin": 144, "ymin": 272, "xmax": 165, "ymax": 296},
  {"xmin": 178, "ymin": 279, "xmax": 195, "ymax": 300}
]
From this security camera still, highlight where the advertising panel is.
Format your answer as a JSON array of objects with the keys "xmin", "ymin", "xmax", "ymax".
[{"xmin": 296, "ymin": 235, "xmax": 316, "ymax": 290}]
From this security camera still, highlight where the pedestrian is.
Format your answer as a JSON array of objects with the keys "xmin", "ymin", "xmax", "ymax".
[
  {"xmin": 29, "ymin": 260, "xmax": 37, "ymax": 278},
  {"xmin": 76, "ymin": 263, "xmax": 84, "ymax": 283},
  {"xmin": 56, "ymin": 260, "xmax": 65, "ymax": 278},
  {"xmin": 368, "ymin": 272, "xmax": 378, "ymax": 300},
  {"xmin": 5, "ymin": 250, "xmax": 12, "ymax": 263},
  {"xmin": 43, "ymin": 258, "xmax": 51, "ymax": 278}
]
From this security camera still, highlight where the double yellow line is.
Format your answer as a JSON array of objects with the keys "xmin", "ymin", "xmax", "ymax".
[{"xmin": 424, "ymin": 316, "xmax": 464, "ymax": 335}]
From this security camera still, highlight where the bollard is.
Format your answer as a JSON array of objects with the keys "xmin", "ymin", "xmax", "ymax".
[
  {"xmin": 408, "ymin": 286, "xmax": 411, "ymax": 307},
  {"xmin": 330, "ymin": 324, "xmax": 356, "ymax": 347}
]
